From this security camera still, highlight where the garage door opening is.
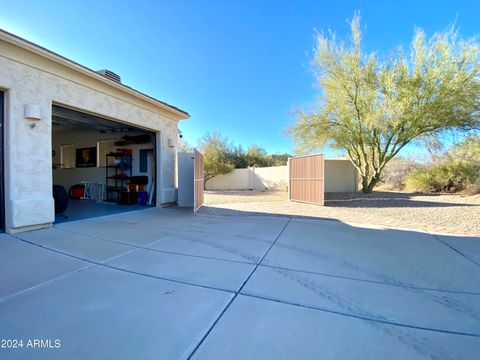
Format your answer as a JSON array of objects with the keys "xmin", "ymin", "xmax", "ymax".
[{"xmin": 52, "ymin": 105, "xmax": 157, "ymax": 223}]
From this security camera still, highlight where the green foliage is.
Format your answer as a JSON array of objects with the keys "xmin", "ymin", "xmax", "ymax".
[
  {"xmin": 227, "ymin": 144, "xmax": 277, "ymax": 167},
  {"xmin": 245, "ymin": 145, "xmax": 274, "ymax": 167},
  {"xmin": 198, "ymin": 133, "xmax": 290, "ymax": 187},
  {"xmin": 228, "ymin": 145, "xmax": 249, "ymax": 168},
  {"xmin": 289, "ymin": 13, "xmax": 480, "ymax": 193},
  {"xmin": 448, "ymin": 136, "xmax": 480, "ymax": 164},
  {"xmin": 405, "ymin": 160, "xmax": 480, "ymax": 193},
  {"xmin": 271, "ymin": 153, "xmax": 290, "ymax": 166},
  {"xmin": 404, "ymin": 169, "xmax": 437, "ymax": 193},
  {"xmin": 199, "ymin": 132, "xmax": 235, "ymax": 186}
]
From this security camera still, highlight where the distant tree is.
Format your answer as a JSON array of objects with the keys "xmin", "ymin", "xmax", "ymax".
[
  {"xmin": 198, "ymin": 132, "xmax": 235, "ymax": 188},
  {"xmin": 246, "ymin": 144, "xmax": 273, "ymax": 167},
  {"xmin": 448, "ymin": 135, "xmax": 480, "ymax": 164},
  {"xmin": 228, "ymin": 145, "xmax": 249, "ymax": 168},
  {"xmin": 247, "ymin": 145, "xmax": 267, "ymax": 157},
  {"xmin": 178, "ymin": 139, "xmax": 193, "ymax": 153},
  {"xmin": 290, "ymin": 13, "xmax": 480, "ymax": 193},
  {"xmin": 271, "ymin": 153, "xmax": 290, "ymax": 166}
]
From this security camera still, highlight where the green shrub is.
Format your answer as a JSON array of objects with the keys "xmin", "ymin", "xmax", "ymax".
[
  {"xmin": 405, "ymin": 160, "xmax": 479, "ymax": 193},
  {"xmin": 405, "ymin": 169, "xmax": 438, "ymax": 192}
]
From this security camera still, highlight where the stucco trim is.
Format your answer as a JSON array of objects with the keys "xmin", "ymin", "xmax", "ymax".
[
  {"xmin": 10, "ymin": 198, "xmax": 55, "ymax": 228},
  {"xmin": 0, "ymin": 29, "xmax": 190, "ymax": 120}
]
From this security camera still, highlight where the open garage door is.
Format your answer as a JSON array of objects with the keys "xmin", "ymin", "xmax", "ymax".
[
  {"xmin": 289, "ymin": 154, "xmax": 325, "ymax": 206},
  {"xmin": 51, "ymin": 105, "xmax": 157, "ymax": 223},
  {"xmin": 193, "ymin": 149, "xmax": 204, "ymax": 212}
]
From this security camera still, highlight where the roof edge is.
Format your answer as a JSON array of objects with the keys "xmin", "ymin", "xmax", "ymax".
[{"xmin": 0, "ymin": 29, "xmax": 190, "ymax": 120}]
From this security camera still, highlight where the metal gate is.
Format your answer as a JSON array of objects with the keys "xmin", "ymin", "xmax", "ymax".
[
  {"xmin": 193, "ymin": 149, "xmax": 204, "ymax": 212},
  {"xmin": 288, "ymin": 154, "xmax": 325, "ymax": 206}
]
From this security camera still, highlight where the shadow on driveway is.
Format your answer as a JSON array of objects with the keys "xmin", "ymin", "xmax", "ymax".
[{"xmin": 1, "ymin": 206, "xmax": 479, "ymax": 359}]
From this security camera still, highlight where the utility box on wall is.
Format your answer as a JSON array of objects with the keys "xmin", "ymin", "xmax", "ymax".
[{"xmin": 177, "ymin": 152, "xmax": 194, "ymax": 207}]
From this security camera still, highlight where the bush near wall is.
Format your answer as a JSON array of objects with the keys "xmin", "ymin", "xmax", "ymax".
[{"xmin": 405, "ymin": 160, "xmax": 480, "ymax": 193}]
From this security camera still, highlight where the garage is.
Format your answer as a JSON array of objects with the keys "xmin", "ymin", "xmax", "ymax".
[
  {"xmin": 52, "ymin": 105, "xmax": 157, "ymax": 222},
  {"xmin": 0, "ymin": 29, "xmax": 190, "ymax": 233}
]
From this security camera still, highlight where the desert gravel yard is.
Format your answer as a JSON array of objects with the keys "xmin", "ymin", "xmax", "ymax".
[
  {"xmin": 203, "ymin": 190, "xmax": 480, "ymax": 235},
  {"xmin": 1, "ymin": 207, "xmax": 480, "ymax": 359}
]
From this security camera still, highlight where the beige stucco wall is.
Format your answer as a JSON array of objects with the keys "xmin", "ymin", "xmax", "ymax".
[
  {"xmin": 324, "ymin": 159, "xmax": 358, "ymax": 193},
  {"xmin": 206, "ymin": 166, "xmax": 288, "ymax": 191},
  {"xmin": 253, "ymin": 166, "xmax": 288, "ymax": 190},
  {"xmin": 206, "ymin": 168, "xmax": 251, "ymax": 190},
  {"xmin": 0, "ymin": 36, "xmax": 185, "ymax": 233},
  {"xmin": 205, "ymin": 161, "xmax": 358, "ymax": 193}
]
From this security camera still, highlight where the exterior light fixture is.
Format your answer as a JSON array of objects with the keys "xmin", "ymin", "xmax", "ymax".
[
  {"xmin": 24, "ymin": 104, "xmax": 41, "ymax": 120},
  {"xmin": 24, "ymin": 104, "xmax": 41, "ymax": 129}
]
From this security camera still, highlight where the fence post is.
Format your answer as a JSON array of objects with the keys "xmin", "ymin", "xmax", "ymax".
[{"xmin": 287, "ymin": 158, "xmax": 291, "ymax": 200}]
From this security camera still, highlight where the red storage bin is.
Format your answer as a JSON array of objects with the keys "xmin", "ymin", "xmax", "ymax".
[{"xmin": 69, "ymin": 184, "xmax": 85, "ymax": 199}]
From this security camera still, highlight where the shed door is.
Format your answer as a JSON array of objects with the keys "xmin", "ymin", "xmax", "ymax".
[
  {"xmin": 193, "ymin": 149, "xmax": 204, "ymax": 212},
  {"xmin": 289, "ymin": 154, "xmax": 324, "ymax": 205}
]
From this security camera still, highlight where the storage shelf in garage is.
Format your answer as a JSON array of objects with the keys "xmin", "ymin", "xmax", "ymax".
[
  {"xmin": 106, "ymin": 186, "xmax": 126, "ymax": 191},
  {"xmin": 105, "ymin": 154, "xmax": 132, "ymax": 202}
]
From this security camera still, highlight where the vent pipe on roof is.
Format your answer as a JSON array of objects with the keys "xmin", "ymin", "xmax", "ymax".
[{"xmin": 96, "ymin": 69, "xmax": 121, "ymax": 83}]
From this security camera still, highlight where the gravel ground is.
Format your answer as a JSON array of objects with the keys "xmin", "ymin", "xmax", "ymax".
[{"xmin": 202, "ymin": 190, "xmax": 480, "ymax": 236}]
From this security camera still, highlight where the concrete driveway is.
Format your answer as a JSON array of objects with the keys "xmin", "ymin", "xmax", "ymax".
[{"xmin": 1, "ymin": 207, "xmax": 479, "ymax": 359}]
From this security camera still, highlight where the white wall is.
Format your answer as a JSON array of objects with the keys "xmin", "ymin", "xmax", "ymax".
[
  {"xmin": 52, "ymin": 129, "xmax": 154, "ymax": 193},
  {"xmin": 324, "ymin": 160, "xmax": 358, "ymax": 193},
  {"xmin": 206, "ymin": 169, "xmax": 250, "ymax": 190},
  {"xmin": 0, "ymin": 35, "xmax": 185, "ymax": 232},
  {"xmin": 254, "ymin": 166, "xmax": 288, "ymax": 191},
  {"xmin": 205, "ymin": 161, "xmax": 358, "ymax": 193},
  {"xmin": 205, "ymin": 166, "xmax": 288, "ymax": 191}
]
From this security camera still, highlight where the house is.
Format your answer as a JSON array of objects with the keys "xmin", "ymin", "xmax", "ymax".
[{"xmin": 0, "ymin": 29, "xmax": 189, "ymax": 233}]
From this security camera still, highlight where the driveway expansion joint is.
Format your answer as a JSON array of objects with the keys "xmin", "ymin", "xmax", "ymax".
[
  {"xmin": 5, "ymin": 214, "xmax": 480, "ymax": 358},
  {"xmin": 237, "ymin": 292, "xmax": 480, "ymax": 338},
  {"xmin": 7, "ymin": 233, "xmax": 236, "ymax": 298},
  {"xmin": 429, "ymin": 232, "xmax": 480, "ymax": 269},
  {"xmin": 185, "ymin": 217, "xmax": 293, "ymax": 359},
  {"xmin": 54, "ymin": 226, "xmax": 258, "ymax": 265},
  {"xmin": 258, "ymin": 263, "xmax": 480, "ymax": 295}
]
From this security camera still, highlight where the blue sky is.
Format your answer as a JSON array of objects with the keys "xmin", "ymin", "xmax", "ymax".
[{"xmin": 1, "ymin": 0, "xmax": 479, "ymax": 156}]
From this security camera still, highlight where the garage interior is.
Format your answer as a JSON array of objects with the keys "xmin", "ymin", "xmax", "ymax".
[{"xmin": 51, "ymin": 105, "xmax": 157, "ymax": 223}]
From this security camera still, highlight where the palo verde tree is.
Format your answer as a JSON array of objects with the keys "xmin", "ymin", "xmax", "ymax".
[
  {"xmin": 199, "ymin": 132, "xmax": 235, "ymax": 188},
  {"xmin": 290, "ymin": 13, "xmax": 480, "ymax": 192}
]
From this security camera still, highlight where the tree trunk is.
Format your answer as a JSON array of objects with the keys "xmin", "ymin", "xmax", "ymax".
[
  {"xmin": 361, "ymin": 175, "xmax": 381, "ymax": 193},
  {"xmin": 361, "ymin": 175, "xmax": 369, "ymax": 193}
]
